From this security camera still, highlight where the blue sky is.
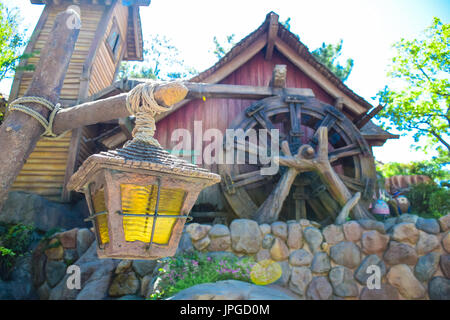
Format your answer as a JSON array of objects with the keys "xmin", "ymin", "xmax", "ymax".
[{"xmin": 2, "ymin": 0, "xmax": 449, "ymax": 164}]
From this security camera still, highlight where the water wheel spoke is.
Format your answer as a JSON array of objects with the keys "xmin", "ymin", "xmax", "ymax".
[
  {"xmin": 338, "ymin": 174, "xmax": 364, "ymax": 192},
  {"xmin": 329, "ymin": 143, "xmax": 361, "ymax": 163},
  {"xmin": 232, "ymin": 171, "xmax": 272, "ymax": 189}
]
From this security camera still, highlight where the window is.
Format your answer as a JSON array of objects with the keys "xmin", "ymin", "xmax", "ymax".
[{"xmin": 106, "ymin": 20, "xmax": 121, "ymax": 60}]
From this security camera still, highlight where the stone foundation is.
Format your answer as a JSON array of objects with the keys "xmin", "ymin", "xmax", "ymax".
[{"xmin": 30, "ymin": 213, "xmax": 450, "ymax": 300}]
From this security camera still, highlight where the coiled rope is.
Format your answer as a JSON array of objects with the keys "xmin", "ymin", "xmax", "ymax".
[
  {"xmin": 7, "ymin": 96, "xmax": 67, "ymax": 139},
  {"xmin": 125, "ymin": 81, "xmax": 170, "ymax": 147}
]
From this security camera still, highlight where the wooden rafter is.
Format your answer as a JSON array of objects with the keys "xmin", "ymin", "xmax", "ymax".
[{"xmin": 265, "ymin": 12, "xmax": 279, "ymax": 60}]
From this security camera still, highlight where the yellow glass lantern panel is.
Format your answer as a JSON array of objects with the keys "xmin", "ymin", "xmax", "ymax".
[
  {"xmin": 120, "ymin": 184, "xmax": 185, "ymax": 244},
  {"xmin": 92, "ymin": 189, "xmax": 110, "ymax": 244}
]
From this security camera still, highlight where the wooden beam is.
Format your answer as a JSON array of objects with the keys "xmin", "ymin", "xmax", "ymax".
[
  {"xmin": 274, "ymin": 38, "xmax": 368, "ymax": 115},
  {"xmin": 8, "ymin": 6, "xmax": 50, "ymax": 102},
  {"xmin": 61, "ymin": 128, "xmax": 82, "ymax": 202},
  {"xmin": 0, "ymin": 10, "xmax": 80, "ymax": 210},
  {"xmin": 265, "ymin": 13, "xmax": 279, "ymax": 60},
  {"xmin": 53, "ymin": 82, "xmax": 315, "ymax": 134},
  {"xmin": 355, "ymin": 104, "xmax": 385, "ymax": 129}
]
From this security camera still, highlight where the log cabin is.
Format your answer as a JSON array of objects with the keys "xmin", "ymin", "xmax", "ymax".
[
  {"xmin": 8, "ymin": 0, "xmax": 150, "ymax": 202},
  {"xmin": 9, "ymin": 8, "xmax": 398, "ymax": 222}
]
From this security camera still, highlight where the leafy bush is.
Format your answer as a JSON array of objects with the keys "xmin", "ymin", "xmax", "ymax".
[
  {"xmin": 0, "ymin": 223, "xmax": 34, "ymax": 280},
  {"xmin": 149, "ymin": 251, "xmax": 255, "ymax": 300},
  {"xmin": 406, "ymin": 183, "xmax": 450, "ymax": 219}
]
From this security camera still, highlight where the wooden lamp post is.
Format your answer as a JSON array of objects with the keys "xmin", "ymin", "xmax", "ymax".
[{"xmin": 67, "ymin": 82, "xmax": 220, "ymax": 259}]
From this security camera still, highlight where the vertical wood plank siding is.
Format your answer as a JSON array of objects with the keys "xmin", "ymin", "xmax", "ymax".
[
  {"xmin": 12, "ymin": 4, "xmax": 107, "ymax": 201},
  {"xmin": 155, "ymin": 49, "xmax": 334, "ymax": 167},
  {"xmin": 88, "ymin": 3, "xmax": 128, "ymax": 95}
]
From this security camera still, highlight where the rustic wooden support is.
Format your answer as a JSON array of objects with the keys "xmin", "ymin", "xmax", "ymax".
[
  {"xmin": 355, "ymin": 104, "xmax": 385, "ymax": 129},
  {"xmin": 335, "ymin": 192, "xmax": 361, "ymax": 225},
  {"xmin": 52, "ymin": 82, "xmax": 314, "ymax": 135},
  {"xmin": 254, "ymin": 127, "xmax": 372, "ymax": 223},
  {"xmin": 265, "ymin": 12, "xmax": 279, "ymax": 61},
  {"xmin": 0, "ymin": 10, "xmax": 80, "ymax": 211}
]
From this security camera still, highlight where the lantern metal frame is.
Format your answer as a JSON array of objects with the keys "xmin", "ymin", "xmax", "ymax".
[
  {"xmin": 68, "ymin": 82, "xmax": 220, "ymax": 259},
  {"xmin": 70, "ymin": 157, "xmax": 217, "ymax": 259}
]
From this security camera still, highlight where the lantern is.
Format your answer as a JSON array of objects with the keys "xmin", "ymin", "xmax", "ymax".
[{"xmin": 67, "ymin": 82, "xmax": 220, "ymax": 259}]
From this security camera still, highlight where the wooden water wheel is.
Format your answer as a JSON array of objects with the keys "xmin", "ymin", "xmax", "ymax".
[{"xmin": 218, "ymin": 94, "xmax": 376, "ymax": 225}]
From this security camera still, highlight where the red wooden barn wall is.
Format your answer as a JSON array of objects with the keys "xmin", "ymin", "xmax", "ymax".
[{"xmin": 155, "ymin": 48, "xmax": 334, "ymax": 172}]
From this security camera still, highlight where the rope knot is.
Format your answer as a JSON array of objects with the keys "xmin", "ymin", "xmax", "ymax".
[{"xmin": 125, "ymin": 81, "xmax": 172, "ymax": 147}]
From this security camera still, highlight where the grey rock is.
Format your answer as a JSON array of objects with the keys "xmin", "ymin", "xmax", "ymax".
[
  {"xmin": 109, "ymin": 271, "xmax": 140, "ymax": 297},
  {"xmin": 322, "ymin": 225, "xmax": 344, "ymax": 245},
  {"xmin": 414, "ymin": 252, "xmax": 440, "ymax": 282},
  {"xmin": 176, "ymin": 231, "xmax": 193, "ymax": 255},
  {"xmin": 48, "ymin": 242, "xmax": 116, "ymax": 300},
  {"xmin": 230, "ymin": 219, "xmax": 262, "ymax": 254},
  {"xmin": 329, "ymin": 241, "xmax": 361, "ymax": 269},
  {"xmin": 311, "ymin": 252, "xmax": 331, "ymax": 273},
  {"xmin": 416, "ymin": 218, "xmax": 440, "ymax": 234},
  {"xmin": 329, "ymin": 266, "xmax": 359, "ymax": 297},
  {"xmin": 289, "ymin": 266, "xmax": 312, "ymax": 296},
  {"xmin": 192, "ymin": 236, "xmax": 210, "ymax": 251},
  {"xmin": 76, "ymin": 228, "xmax": 95, "ymax": 257},
  {"xmin": 397, "ymin": 214, "xmax": 419, "ymax": 224},
  {"xmin": 383, "ymin": 241, "xmax": 418, "ymax": 265},
  {"xmin": 287, "ymin": 222, "xmax": 303, "ymax": 250},
  {"xmin": 0, "ymin": 254, "xmax": 37, "ymax": 299},
  {"xmin": 45, "ymin": 260, "xmax": 67, "ymax": 288},
  {"xmin": 169, "ymin": 280, "xmax": 296, "ymax": 300},
  {"xmin": 271, "ymin": 222, "xmax": 288, "ymax": 240},
  {"xmin": 306, "ymin": 276, "xmax": 333, "ymax": 300},
  {"xmin": 354, "ymin": 254, "xmax": 386, "ymax": 285},
  {"xmin": 133, "ymin": 260, "xmax": 158, "ymax": 277},
  {"xmin": 303, "ymin": 227, "xmax": 323, "ymax": 253},
  {"xmin": 262, "ymin": 234, "xmax": 275, "ymax": 249},
  {"xmin": 440, "ymin": 254, "xmax": 450, "ymax": 279},
  {"xmin": 208, "ymin": 224, "xmax": 230, "ymax": 238},
  {"xmin": 0, "ymin": 191, "xmax": 89, "ymax": 232},
  {"xmin": 439, "ymin": 214, "xmax": 450, "ymax": 232},
  {"xmin": 274, "ymin": 260, "xmax": 291, "ymax": 287},
  {"xmin": 428, "ymin": 277, "xmax": 450, "ymax": 300},
  {"xmin": 384, "ymin": 217, "xmax": 398, "ymax": 233},
  {"xmin": 37, "ymin": 282, "xmax": 51, "ymax": 300},
  {"xmin": 359, "ymin": 283, "xmax": 399, "ymax": 300},
  {"xmin": 358, "ymin": 219, "xmax": 386, "ymax": 234},
  {"xmin": 63, "ymin": 249, "xmax": 78, "ymax": 264},
  {"xmin": 289, "ymin": 249, "xmax": 313, "ymax": 267},
  {"xmin": 416, "ymin": 231, "xmax": 439, "ymax": 255}
]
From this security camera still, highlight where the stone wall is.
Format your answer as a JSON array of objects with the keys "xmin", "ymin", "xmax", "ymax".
[
  {"xmin": 183, "ymin": 214, "xmax": 450, "ymax": 300},
  {"xmin": 30, "ymin": 214, "xmax": 450, "ymax": 300}
]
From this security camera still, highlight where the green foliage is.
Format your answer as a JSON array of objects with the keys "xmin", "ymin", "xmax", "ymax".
[
  {"xmin": 0, "ymin": 2, "xmax": 35, "ymax": 82},
  {"xmin": 406, "ymin": 182, "xmax": 450, "ymax": 219},
  {"xmin": 212, "ymin": 34, "xmax": 236, "ymax": 60},
  {"xmin": 312, "ymin": 39, "xmax": 354, "ymax": 82},
  {"xmin": 119, "ymin": 35, "xmax": 196, "ymax": 81},
  {"xmin": 149, "ymin": 251, "xmax": 255, "ymax": 300},
  {"xmin": 375, "ymin": 17, "xmax": 449, "ymax": 152},
  {"xmin": 376, "ymin": 150, "xmax": 450, "ymax": 182},
  {"xmin": 0, "ymin": 223, "xmax": 34, "ymax": 280}
]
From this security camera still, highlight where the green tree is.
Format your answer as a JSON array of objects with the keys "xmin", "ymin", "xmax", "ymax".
[
  {"xmin": 212, "ymin": 34, "xmax": 236, "ymax": 60},
  {"xmin": 0, "ymin": 2, "xmax": 34, "ymax": 82},
  {"xmin": 376, "ymin": 149, "xmax": 450, "ymax": 182},
  {"xmin": 119, "ymin": 35, "xmax": 196, "ymax": 81},
  {"xmin": 375, "ymin": 18, "xmax": 449, "ymax": 153},
  {"xmin": 311, "ymin": 40, "xmax": 354, "ymax": 82}
]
